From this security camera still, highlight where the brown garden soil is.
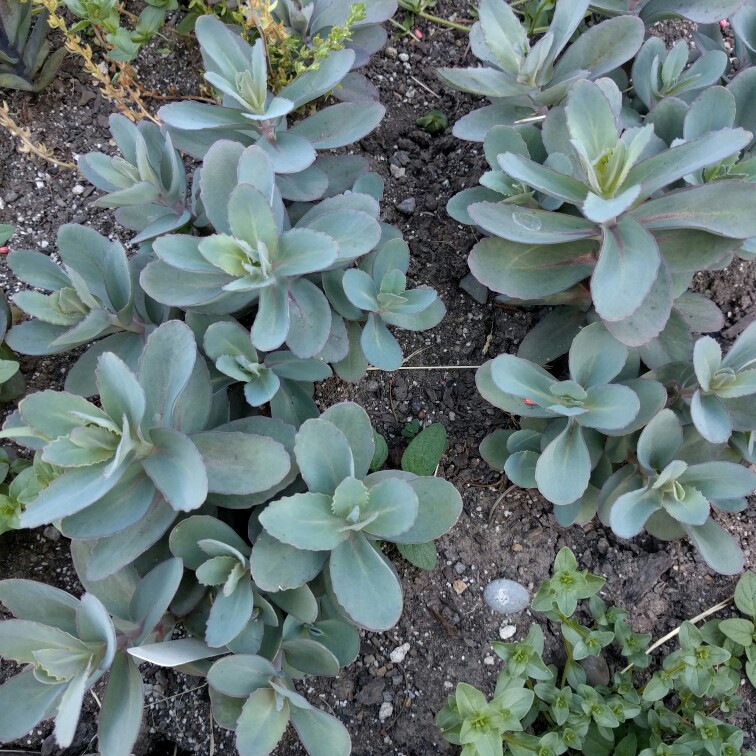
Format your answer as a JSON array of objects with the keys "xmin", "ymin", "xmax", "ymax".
[{"xmin": 0, "ymin": 3, "xmax": 755, "ymax": 754}]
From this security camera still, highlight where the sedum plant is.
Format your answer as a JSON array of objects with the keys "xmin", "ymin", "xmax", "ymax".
[
  {"xmin": 0, "ymin": 558, "xmax": 187, "ymax": 755},
  {"xmin": 5, "ymin": 224, "xmax": 173, "ymax": 396},
  {"xmin": 437, "ymin": 549, "xmax": 756, "ymax": 756},
  {"xmin": 459, "ymin": 78, "xmax": 756, "ymax": 348},
  {"xmin": 0, "ymin": 10, "xmax": 458, "ymax": 750},
  {"xmin": 630, "ymin": 37, "xmax": 727, "ymax": 112},
  {"xmin": 0, "ymin": 0, "xmax": 65, "ymax": 91},
  {"xmin": 601, "ymin": 408, "xmax": 756, "ymax": 572},
  {"xmin": 437, "ymin": 0, "xmax": 645, "ymax": 141},
  {"xmin": 78, "ymin": 115, "xmax": 189, "ymax": 243},
  {"xmin": 257, "ymin": 403, "xmax": 462, "ymax": 631},
  {"xmin": 478, "ymin": 323, "xmax": 756, "ymax": 573},
  {"xmin": 0, "ymin": 320, "xmax": 292, "ymax": 577},
  {"xmin": 159, "ymin": 15, "xmax": 384, "ymax": 159},
  {"xmin": 202, "ymin": 316, "xmax": 330, "ymax": 424}
]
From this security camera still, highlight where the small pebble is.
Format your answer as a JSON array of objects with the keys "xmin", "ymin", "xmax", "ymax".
[
  {"xmin": 396, "ymin": 197, "xmax": 416, "ymax": 214},
  {"xmin": 72, "ymin": 184, "xmax": 85, "ymax": 195},
  {"xmin": 484, "ymin": 578, "xmax": 530, "ymax": 614},
  {"xmin": 483, "ymin": 656, "xmax": 496, "ymax": 666},
  {"xmin": 385, "ymin": 46, "xmax": 398, "ymax": 58},
  {"xmin": 390, "ymin": 164, "xmax": 406, "ymax": 179},
  {"xmin": 378, "ymin": 702, "xmax": 393, "ymax": 722},
  {"xmin": 43, "ymin": 526, "xmax": 61, "ymax": 542},
  {"xmin": 389, "ymin": 643, "xmax": 410, "ymax": 664},
  {"xmin": 453, "ymin": 562, "xmax": 466, "ymax": 575},
  {"xmin": 399, "ymin": 52, "xmax": 409, "ymax": 62},
  {"xmin": 499, "ymin": 624, "xmax": 517, "ymax": 640},
  {"xmin": 453, "ymin": 579, "xmax": 468, "ymax": 594}
]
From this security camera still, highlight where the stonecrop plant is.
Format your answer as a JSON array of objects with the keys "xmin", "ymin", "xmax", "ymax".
[
  {"xmin": 0, "ymin": 8, "xmax": 460, "ymax": 755},
  {"xmin": 445, "ymin": 0, "xmax": 756, "ymax": 575},
  {"xmin": 437, "ymin": 549, "xmax": 756, "ymax": 756},
  {"xmin": 0, "ymin": 0, "xmax": 65, "ymax": 91}
]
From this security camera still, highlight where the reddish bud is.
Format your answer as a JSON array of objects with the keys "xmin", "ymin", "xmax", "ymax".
[
  {"xmin": 522, "ymin": 398, "xmax": 536, "ymax": 406},
  {"xmin": 414, "ymin": 28, "xmax": 423, "ymax": 39},
  {"xmin": 720, "ymin": 18, "xmax": 729, "ymax": 28},
  {"xmin": 0, "ymin": 246, "xmax": 9, "ymax": 255}
]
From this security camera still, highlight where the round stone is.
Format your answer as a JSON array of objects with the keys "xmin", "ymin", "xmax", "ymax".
[{"xmin": 483, "ymin": 578, "xmax": 530, "ymax": 615}]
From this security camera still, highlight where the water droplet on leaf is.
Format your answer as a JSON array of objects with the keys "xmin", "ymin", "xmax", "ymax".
[{"xmin": 512, "ymin": 209, "xmax": 542, "ymax": 231}]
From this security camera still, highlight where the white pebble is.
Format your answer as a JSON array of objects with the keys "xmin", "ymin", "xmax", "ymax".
[
  {"xmin": 483, "ymin": 578, "xmax": 530, "ymax": 614},
  {"xmin": 378, "ymin": 702, "xmax": 393, "ymax": 722},
  {"xmin": 389, "ymin": 642, "xmax": 410, "ymax": 663},
  {"xmin": 72, "ymin": 184, "xmax": 85, "ymax": 195},
  {"xmin": 399, "ymin": 52, "xmax": 409, "ymax": 62},
  {"xmin": 499, "ymin": 624, "xmax": 517, "ymax": 640},
  {"xmin": 483, "ymin": 655, "xmax": 496, "ymax": 665}
]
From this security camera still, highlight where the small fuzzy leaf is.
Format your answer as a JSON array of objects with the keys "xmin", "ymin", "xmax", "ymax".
[
  {"xmin": 205, "ymin": 578, "xmax": 254, "ymax": 648},
  {"xmin": 0, "ymin": 669, "xmax": 63, "ymax": 743},
  {"xmin": 191, "ymin": 431, "xmax": 290, "ymax": 496},
  {"xmin": 568, "ymin": 323, "xmax": 627, "ymax": 388},
  {"xmin": 235, "ymin": 688, "xmax": 289, "ymax": 756},
  {"xmin": 609, "ymin": 486, "xmax": 662, "ymax": 538},
  {"xmin": 396, "ymin": 542, "xmax": 438, "ymax": 571},
  {"xmin": 290, "ymin": 102, "xmax": 385, "ymax": 148},
  {"xmin": 690, "ymin": 390, "xmax": 732, "ymax": 444},
  {"xmin": 289, "ymin": 705, "xmax": 351, "ymax": 756},
  {"xmin": 391, "ymin": 477, "xmax": 463, "ymax": 544},
  {"xmin": 401, "ymin": 423, "xmax": 447, "ymax": 476},
  {"xmin": 127, "ymin": 638, "xmax": 222, "ymax": 667},
  {"xmin": 684, "ymin": 519, "xmax": 744, "ymax": 575},
  {"xmin": 469, "ymin": 202, "xmax": 597, "ymax": 245}
]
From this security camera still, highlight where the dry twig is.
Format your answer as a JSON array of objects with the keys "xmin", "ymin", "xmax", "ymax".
[{"xmin": 0, "ymin": 101, "xmax": 76, "ymax": 170}]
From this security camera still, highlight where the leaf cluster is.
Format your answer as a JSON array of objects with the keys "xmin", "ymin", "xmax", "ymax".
[
  {"xmin": 479, "ymin": 319, "xmax": 756, "ymax": 574},
  {"xmin": 58, "ymin": 0, "xmax": 177, "ymax": 62},
  {"xmin": 0, "ymin": 12, "xmax": 458, "ymax": 756},
  {"xmin": 0, "ymin": 0, "xmax": 65, "ymax": 90},
  {"xmin": 443, "ymin": 0, "xmax": 756, "ymax": 574},
  {"xmin": 437, "ymin": 548, "xmax": 756, "ymax": 756}
]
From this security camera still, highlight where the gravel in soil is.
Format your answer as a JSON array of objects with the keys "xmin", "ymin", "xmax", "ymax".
[{"xmin": 1, "ymin": 2, "xmax": 755, "ymax": 754}]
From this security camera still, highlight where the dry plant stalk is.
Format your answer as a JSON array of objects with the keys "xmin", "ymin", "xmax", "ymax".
[
  {"xmin": 0, "ymin": 101, "xmax": 76, "ymax": 170},
  {"xmin": 32, "ymin": 0, "xmax": 158, "ymax": 124},
  {"xmin": 241, "ymin": 0, "xmax": 289, "ymax": 43}
]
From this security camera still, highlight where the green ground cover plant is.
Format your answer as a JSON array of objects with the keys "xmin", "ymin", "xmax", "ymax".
[{"xmin": 438, "ymin": 549, "xmax": 756, "ymax": 756}]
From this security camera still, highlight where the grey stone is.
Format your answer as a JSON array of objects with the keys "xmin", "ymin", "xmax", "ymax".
[
  {"xmin": 397, "ymin": 197, "xmax": 416, "ymax": 214},
  {"xmin": 356, "ymin": 678, "xmax": 385, "ymax": 705},
  {"xmin": 483, "ymin": 578, "xmax": 530, "ymax": 615}
]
